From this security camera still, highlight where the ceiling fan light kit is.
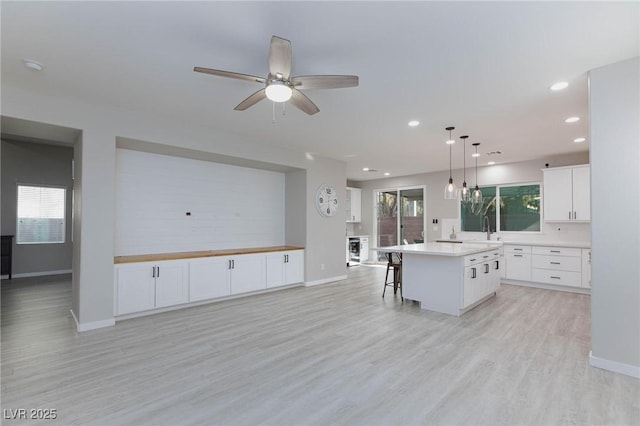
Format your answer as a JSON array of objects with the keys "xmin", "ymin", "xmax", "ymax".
[{"xmin": 194, "ymin": 35, "xmax": 359, "ymax": 116}]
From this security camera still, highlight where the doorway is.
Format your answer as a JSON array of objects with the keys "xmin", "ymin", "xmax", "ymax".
[{"xmin": 374, "ymin": 186, "xmax": 426, "ymax": 260}]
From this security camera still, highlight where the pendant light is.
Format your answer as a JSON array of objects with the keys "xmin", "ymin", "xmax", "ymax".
[
  {"xmin": 471, "ymin": 142, "xmax": 483, "ymax": 209},
  {"xmin": 443, "ymin": 126, "xmax": 458, "ymax": 200},
  {"xmin": 460, "ymin": 135, "xmax": 471, "ymax": 203}
]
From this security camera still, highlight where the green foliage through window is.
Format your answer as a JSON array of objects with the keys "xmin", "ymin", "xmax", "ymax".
[{"xmin": 461, "ymin": 184, "xmax": 540, "ymax": 232}]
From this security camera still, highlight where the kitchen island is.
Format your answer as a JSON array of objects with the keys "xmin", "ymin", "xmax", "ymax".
[{"xmin": 374, "ymin": 242, "xmax": 502, "ymax": 316}]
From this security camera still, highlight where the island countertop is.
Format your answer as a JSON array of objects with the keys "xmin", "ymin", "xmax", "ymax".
[{"xmin": 372, "ymin": 242, "xmax": 501, "ymax": 257}]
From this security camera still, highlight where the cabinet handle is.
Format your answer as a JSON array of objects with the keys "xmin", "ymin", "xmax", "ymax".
[
  {"xmin": 471, "ymin": 267, "xmax": 476, "ymax": 279},
  {"xmin": 514, "ymin": 254, "xmax": 523, "ymax": 258},
  {"xmin": 152, "ymin": 266, "xmax": 156, "ymax": 278},
  {"xmin": 494, "ymin": 260, "xmax": 499, "ymax": 270},
  {"xmin": 156, "ymin": 266, "xmax": 159, "ymax": 278},
  {"xmin": 550, "ymin": 276, "xmax": 561, "ymax": 279},
  {"xmin": 514, "ymin": 248, "xmax": 523, "ymax": 251},
  {"xmin": 483, "ymin": 255, "xmax": 489, "ymax": 258},
  {"xmin": 574, "ymin": 211, "xmax": 577, "ymax": 220},
  {"xmin": 470, "ymin": 258, "xmax": 476, "ymax": 262},
  {"xmin": 550, "ymin": 250, "xmax": 561, "ymax": 253},
  {"xmin": 550, "ymin": 261, "xmax": 561, "ymax": 265},
  {"xmin": 484, "ymin": 264, "xmax": 489, "ymax": 274},
  {"xmin": 232, "ymin": 259, "xmax": 235, "ymax": 269},
  {"xmin": 569, "ymin": 211, "xmax": 572, "ymax": 220},
  {"xmin": 228, "ymin": 260, "xmax": 232, "ymax": 270}
]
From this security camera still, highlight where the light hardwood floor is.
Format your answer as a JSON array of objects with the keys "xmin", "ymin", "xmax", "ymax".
[{"xmin": 1, "ymin": 267, "xmax": 639, "ymax": 425}]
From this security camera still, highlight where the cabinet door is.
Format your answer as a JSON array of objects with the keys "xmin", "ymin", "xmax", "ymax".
[
  {"xmin": 155, "ymin": 260, "xmax": 189, "ymax": 308},
  {"xmin": 543, "ymin": 168, "xmax": 573, "ymax": 221},
  {"xmin": 189, "ymin": 257, "xmax": 231, "ymax": 301},
  {"xmin": 230, "ymin": 254, "xmax": 266, "ymax": 295},
  {"xmin": 115, "ymin": 263, "xmax": 156, "ymax": 315},
  {"xmin": 359, "ymin": 238, "xmax": 369, "ymax": 262},
  {"xmin": 572, "ymin": 166, "xmax": 590, "ymax": 221},
  {"xmin": 350, "ymin": 188, "xmax": 362, "ymax": 222},
  {"xmin": 266, "ymin": 253, "xmax": 286, "ymax": 288},
  {"xmin": 505, "ymin": 253, "xmax": 532, "ymax": 281},
  {"xmin": 284, "ymin": 250, "xmax": 305, "ymax": 285},
  {"xmin": 463, "ymin": 265, "xmax": 480, "ymax": 307}
]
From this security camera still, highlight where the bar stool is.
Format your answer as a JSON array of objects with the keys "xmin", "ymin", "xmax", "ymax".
[{"xmin": 383, "ymin": 252, "xmax": 403, "ymax": 300}]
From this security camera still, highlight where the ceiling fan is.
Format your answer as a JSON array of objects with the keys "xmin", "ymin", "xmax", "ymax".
[{"xmin": 194, "ymin": 36, "xmax": 359, "ymax": 115}]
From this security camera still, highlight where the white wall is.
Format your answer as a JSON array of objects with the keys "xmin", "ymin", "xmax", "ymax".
[
  {"xmin": 1, "ymin": 85, "xmax": 347, "ymax": 330},
  {"xmin": 115, "ymin": 149, "xmax": 285, "ymax": 256},
  {"xmin": 589, "ymin": 57, "xmax": 640, "ymax": 377},
  {"xmin": 353, "ymin": 152, "xmax": 591, "ymax": 248}
]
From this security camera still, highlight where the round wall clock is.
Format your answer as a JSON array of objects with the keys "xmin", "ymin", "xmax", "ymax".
[{"xmin": 315, "ymin": 184, "xmax": 339, "ymax": 217}]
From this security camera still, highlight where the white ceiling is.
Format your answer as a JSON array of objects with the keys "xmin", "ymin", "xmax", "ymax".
[{"xmin": 1, "ymin": 1, "xmax": 638, "ymax": 180}]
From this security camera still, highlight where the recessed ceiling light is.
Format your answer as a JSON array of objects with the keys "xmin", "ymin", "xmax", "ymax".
[
  {"xmin": 550, "ymin": 81, "xmax": 569, "ymax": 91},
  {"xmin": 408, "ymin": 120, "xmax": 420, "ymax": 127},
  {"xmin": 573, "ymin": 137, "xmax": 586, "ymax": 143},
  {"xmin": 565, "ymin": 116, "xmax": 580, "ymax": 123},
  {"xmin": 23, "ymin": 59, "xmax": 44, "ymax": 71},
  {"xmin": 384, "ymin": 172, "xmax": 390, "ymax": 176},
  {"xmin": 488, "ymin": 161, "xmax": 496, "ymax": 165}
]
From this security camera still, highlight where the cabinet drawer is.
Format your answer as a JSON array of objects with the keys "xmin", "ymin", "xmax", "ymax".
[
  {"xmin": 532, "ymin": 254, "xmax": 581, "ymax": 272},
  {"xmin": 531, "ymin": 246, "xmax": 582, "ymax": 257},
  {"xmin": 505, "ymin": 253, "xmax": 531, "ymax": 281},
  {"xmin": 504, "ymin": 245, "xmax": 531, "ymax": 254},
  {"xmin": 531, "ymin": 269, "xmax": 581, "ymax": 287},
  {"xmin": 464, "ymin": 252, "xmax": 498, "ymax": 267}
]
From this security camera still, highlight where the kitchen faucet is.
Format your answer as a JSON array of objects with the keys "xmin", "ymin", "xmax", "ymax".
[{"xmin": 483, "ymin": 215, "xmax": 492, "ymax": 240}]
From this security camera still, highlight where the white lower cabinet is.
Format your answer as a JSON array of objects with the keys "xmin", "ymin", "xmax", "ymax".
[
  {"xmin": 230, "ymin": 254, "xmax": 266, "ymax": 295},
  {"xmin": 581, "ymin": 249, "xmax": 591, "ymax": 288},
  {"xmin": 116, "ymin": 249, "xmax": 304, "ymax": 316},
  {"xmin": 115, "ymin": 260, "xmax": 188, "ymax": 315},
  {"xmin": 266, "ymin": 250, "xmax": 304, "ymax": 288},
  {"xmin": 463, "ymin": 251, "xmax": 500, "ymax": 308},
  {"xmin": 188, "ymin": 257, "xmax": 231, "ymax": 302}
]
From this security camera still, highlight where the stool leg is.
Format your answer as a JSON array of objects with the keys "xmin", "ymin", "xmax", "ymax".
[{"xmin": 383, "ymin": 263, "xmax": 390, "ymax": 297}]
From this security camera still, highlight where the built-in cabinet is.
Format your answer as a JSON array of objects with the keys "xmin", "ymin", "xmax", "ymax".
[
  {"xmin": 115, "ymin": 248, "xmax": 304, "ymax": 317},
  {"xmin": 115, "ymin": 260, "xmax": 189, "ymax": 315},
  {"xmin": 266, "ymin": 250, "xmax": 304, "ymax": 288},
  {"xmin": 463, "ymin": 249, "xmax": 501, "ymax": 308},
  {"xmin": 543, "ymin": 165, "xmax": 590, "ymax": 222},
  {"xmin": 346, "ymin": 187, "xmax": 362, "ymax": 223},
  {"xmin": 504, "ymin": 244, "xmax": 589, "ymax": 290}
]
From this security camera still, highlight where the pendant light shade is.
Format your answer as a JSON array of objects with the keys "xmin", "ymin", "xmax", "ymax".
[
  {"xmin": 471, "ymin": 142, "xmax": 483, "ymax": 209},
  {"xmin": 460, "ymin": 135, "xmax": 471, "ymax": 203},
  {"xmin": 443, "ymin": 127, "xmax": 458, "ymax": 200}
]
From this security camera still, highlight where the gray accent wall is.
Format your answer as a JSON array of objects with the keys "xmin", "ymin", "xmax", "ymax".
[
  {"xmin": 1, "ymin": 139, "xmax": 73, "ymax": 275},
  {"xmin": 589, "ymin": 57, "xmax": 640, "ymax": 373}
]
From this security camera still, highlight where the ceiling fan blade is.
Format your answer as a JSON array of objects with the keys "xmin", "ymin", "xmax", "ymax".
[
  {"xmin": 292, "ymin": 75, "xmax": 359, "ymax": 90},
  {"xmin": 268, "ymin": 36, "xmax": 292, "ymax": 79},
  {"xmin": 234, "ymin": 89, "xmax": 267, "ymax": 111},
  {"xmin": 290, "ymin": 89, "xmax": 320, "ymax": 115},
  {"xmin": 194, "ymin": 67, "xmax": 266, "ymax": 84}
]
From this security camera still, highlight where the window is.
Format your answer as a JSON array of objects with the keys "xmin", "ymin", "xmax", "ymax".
[
  {"xmin": 461, "ymin": 184, "xmax": 540, "ymax": 232},
  {"xmin": 17, "ymin": 184, "xmax": 66, "ymax": 244}
]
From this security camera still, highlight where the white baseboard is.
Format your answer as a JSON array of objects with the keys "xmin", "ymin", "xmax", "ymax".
[
  {"xmin": 1, "ymin": 269, "xmax": 72, "ymax": 280},
  {"xmin": 589, "ymin": 351, "xmax": 640, "ymax": 379},
  {"xmin": 305, "ymin": 275, "xmax": 347, "ymax": 287},
  {"xmin": 71, "ymin": 309, "xmax": 115, "ymax": 332}
]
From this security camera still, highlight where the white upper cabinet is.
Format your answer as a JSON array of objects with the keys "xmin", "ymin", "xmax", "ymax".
[
  {"xmin": 346, "ymin": 187, "xmax": 362, "ymax": 223},
  {"xmin": 543, "ymin": 165, "xmax": 590, "ymax": 222}
]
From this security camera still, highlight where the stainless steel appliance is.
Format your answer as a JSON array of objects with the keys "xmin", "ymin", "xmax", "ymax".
[{"xmin": 348, "ymin": 237, "xmax": 361, "ymax": 265}]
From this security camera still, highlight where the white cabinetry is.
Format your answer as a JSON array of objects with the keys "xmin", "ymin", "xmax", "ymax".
[
  {"xmin": 346, "ymin": 187, "xmax": 362, "ymax": 223},
  {"xmin": 543, "ymin": 165, "xmax": 590, "ymax": 222},
  {"xmin": 531, "ymin": 246, "xmax": 582, "ymax": 287},
  {"xmin": 581, "ymin": 249, "xmax": 591, "ymax": 288},
  {"xmin": 463, "ymin": 250, "xmax": 501, "ymax": 308},
  {"xmin": 115, "ymin": 260, "xmax": 188, "ymax": 315},
  {"xmin": 504, "ymin": 245, "xmax": 532, "ymax": 281},
  {"xmin": 229, "ymin": 254, "xmax": 266, "ymax": 295},
  {"xmin": 188, "ymin": 257, "xmax": 231, "ymax": 302},
  {"xmin": 266, "ymin": 250, "xmax": 304, "ymax": 288}
]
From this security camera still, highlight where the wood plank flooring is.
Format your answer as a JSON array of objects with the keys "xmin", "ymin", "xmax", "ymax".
[{"xmin": 1, "ymin": 267, "xmax": 639, "ymax": 425}]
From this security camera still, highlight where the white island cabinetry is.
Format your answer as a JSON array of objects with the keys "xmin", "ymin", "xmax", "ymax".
[{"xmin": 375, "ymin": 243, "xmax": 502, "ymax": 316}]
